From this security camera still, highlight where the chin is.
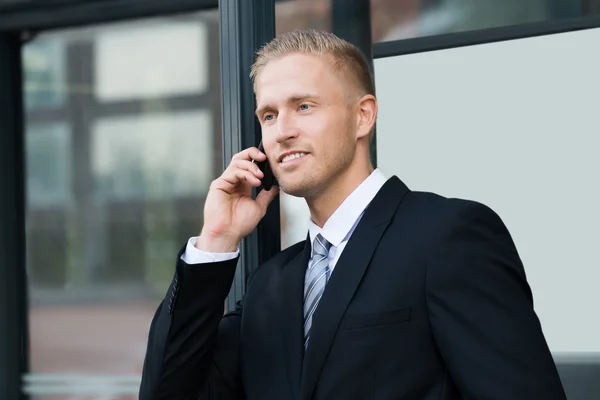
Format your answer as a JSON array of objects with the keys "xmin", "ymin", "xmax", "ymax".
[
  {"xmin": 279, "ymin": 183, "xmax": 308, "ymax": 198},
  {"xmin": 279, "ymin": 177, "xmax": 323, "ymax": 199}
]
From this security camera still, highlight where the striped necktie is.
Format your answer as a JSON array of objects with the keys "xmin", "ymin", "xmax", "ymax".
[{"xmin": 303, "ymin": 234, "xmax": 331, "ymax": 348}]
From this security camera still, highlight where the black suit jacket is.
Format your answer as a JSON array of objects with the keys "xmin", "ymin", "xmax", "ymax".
[{"xmin": 139, "ymin": 176, "xmax": 566, "ymax": 400}]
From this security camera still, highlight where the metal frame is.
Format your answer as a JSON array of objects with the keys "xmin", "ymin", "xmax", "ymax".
[
  {"xmin": 219, "ymin": 0, "xmax": 278, "ymax": 311},
  {"xmin": 0, "ymin": 32, "xmax": 29, "ymax": 400},
  {"xmin": 373, "ymin": 13, "xmax": 600, "ymax": 59},
  {"xmin": 0, "ymin": 0, "xmax": 218, "ymax": 32}
]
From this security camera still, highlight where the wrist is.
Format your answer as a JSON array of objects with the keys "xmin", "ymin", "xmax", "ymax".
[{"xmin": 196, "ymin": 230, "xmax": 240, "ymax": 253}]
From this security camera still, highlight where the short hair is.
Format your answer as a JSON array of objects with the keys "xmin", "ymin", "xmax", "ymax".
[{"xmin": 250, "ymin": 29, "xmax": 374, "ymax": 98}]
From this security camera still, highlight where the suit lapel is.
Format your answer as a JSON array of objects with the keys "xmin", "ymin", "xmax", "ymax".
[
  {"xmin": 280, "ymin": 237, "xmax": 311, "ymax": 400},
  {"xmin": 299, "ymin": 176, "xmax": 410, "ymax": 400}
]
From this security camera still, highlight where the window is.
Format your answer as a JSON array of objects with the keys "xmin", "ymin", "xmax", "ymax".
[
  {"xmin": 23, "ymin": 10, "xmax": 220, "ymax": 399},
  {"xmin": 273, "ymin": 0, "xmax": 600, "ymax": 44},
  {"xmin": 373, "ymin": 0, "xmax": 594, "ymax": 42},
  {"xmin": 373, "ymin": 23, "xmax": 600, "ymax": 372}
]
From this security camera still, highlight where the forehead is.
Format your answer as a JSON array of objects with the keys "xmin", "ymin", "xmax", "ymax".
[{"xmin": 255, "ymin": 53, "xmax": 345, "ymax": 104}]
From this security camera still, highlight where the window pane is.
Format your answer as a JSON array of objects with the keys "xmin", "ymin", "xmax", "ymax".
[
  {"xmin": 26, "ymin": 123, "xmax": 72, "ymax": 208},
  {"xmin": 23, "ymin": 37, "xmax": 67, "ymax": 109},
  {"xmin": 275, "ymin": 0, "xmax": 600, "ymax": 43},
  {"xmin": 373, "ymin": 0, "xmax": 591, "ymax": 42},
  {"xmin": 276, "ymin": 0, "xmax": 331, "ymax": 36},
  {"xmin": 92, "ymin": 111, "xmax": 213, "ymax": 201},
  {"xmin": 23, "ymin": 10, "xmax": 220, "ymax": 400},
  {"xmin": 373, "ymin": 27, "xmax": 600, "ymax": 397},
  {"xmin": 95, "ymin": 21, "xmax": 210, "ymax": 101}
]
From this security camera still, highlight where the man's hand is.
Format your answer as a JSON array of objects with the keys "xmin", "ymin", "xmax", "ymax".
[{"xmin": 197, "ymin": 147, "xmax": 279, "ymax": 253}]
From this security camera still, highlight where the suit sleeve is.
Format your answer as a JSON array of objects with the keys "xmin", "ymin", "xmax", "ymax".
[
  {"xmin": 139, "ymin": 244, "xmax": 244, "ymax": 400},
  {"xmin": 426, "ymin": 201, "xmax": 567, "ymax": 400}
]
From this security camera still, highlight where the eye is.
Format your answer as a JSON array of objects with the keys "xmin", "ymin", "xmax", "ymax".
[
  {"xmin": 264, "ymin": 114, "xmax": 274, "ymax": 121},
  {"xmin": 299, "ymin": 104, "xmax": 310, "ymax": 111}
]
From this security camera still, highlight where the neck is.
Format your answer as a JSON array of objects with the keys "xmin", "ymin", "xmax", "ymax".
[{"xmin": 306, "ymin": 156, "xmax": 374, "ymax": 228}]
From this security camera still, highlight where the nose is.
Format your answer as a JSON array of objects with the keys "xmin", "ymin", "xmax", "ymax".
[{"xmin": 276, "ymin": 112, "xmax": 299, "ymax": 143}]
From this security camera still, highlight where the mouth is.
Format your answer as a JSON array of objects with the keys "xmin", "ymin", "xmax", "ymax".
[{"xmin": 279, "ymin": 152, "xmax": 308, "ymax": 164}]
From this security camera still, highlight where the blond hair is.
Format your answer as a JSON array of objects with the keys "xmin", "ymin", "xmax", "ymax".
[{"xmin": 250, "ymin": 29, "xmax": 374, "ymax": 98}]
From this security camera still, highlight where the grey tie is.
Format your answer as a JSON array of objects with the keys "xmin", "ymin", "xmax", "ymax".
[{"xmin": 304, "ymin": 234, "xmax": 332, "ymax": 348}]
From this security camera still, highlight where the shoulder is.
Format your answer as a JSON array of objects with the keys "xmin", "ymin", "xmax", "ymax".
[
  {"xmin": 389, "ymin": 189, "xmax": 513, "ymax": 250},
  {"xmin": 403, "ymin": 189, "xmax": 505, "ymax": 227},
  {"xmin": 400, "ymin": 190, "xmax": 525, "ymax": 279}
]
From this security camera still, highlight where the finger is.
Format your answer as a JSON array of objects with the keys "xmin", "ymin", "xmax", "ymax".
[
  {"xmin": 230, "ymin": 159, "xmax": 264, "ymax": 179},
  {"xmin": 220, "ymin": 168, "xmax": 262, "ymax": 188},
  {"xmin": 255, "ymin": 185, "xmax": 280, "ymax": 214},
  {"xmin": 231, "ymin": 147, "xmax": 266, "ymax": 163}
]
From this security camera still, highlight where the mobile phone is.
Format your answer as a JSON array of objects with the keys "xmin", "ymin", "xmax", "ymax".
[{"xmin": 253, "ymin": 141, "xmax": 278, "ymax": 190}]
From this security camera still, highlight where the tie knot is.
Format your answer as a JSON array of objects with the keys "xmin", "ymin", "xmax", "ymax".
[{"xmin": 312, "ymin": 234, "xmax": 331, "ymax": 258}]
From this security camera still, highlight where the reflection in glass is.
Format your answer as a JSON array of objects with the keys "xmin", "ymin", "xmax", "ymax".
[
  {"xmin": 26, "ymin": 123, "xmax": 72, "ymax": 207},
  {"xmin": 92, "ymin": 111, "xmax": 213, "ymax": 201},
  {"xmin": 23, "ymin": 38, "xmax": 67, "ymax": 109},
  {"xmin": 274, "ymin": 0, "xmax": 587, "ymax": 246},
  {"xmin": 374, "ymin": 0, "xmax": 583, "ymax": 42},
  {"xmin": 274, "ymin": 0, "xmax": 590, "ymax": 44},
  {"xmin": 276, "ymin": 0, "xmax": 331, "ymax": 36},
  {"xmin": 23, "ymin": 11, "xmax": 219, "ymax": 400},
  {"xmin": 95, "ymin": 22, "xmax": 209, "ymax": 101}
]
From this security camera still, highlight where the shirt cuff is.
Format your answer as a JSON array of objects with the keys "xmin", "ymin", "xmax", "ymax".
[{"xmin": 180, "ymin": 236, "xmax": 240, "ymax": 264}]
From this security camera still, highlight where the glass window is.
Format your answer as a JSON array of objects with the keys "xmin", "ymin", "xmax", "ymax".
[
  {"xmin": 92, "ymin": 111, "xmax": 214, "ymax": 201},
  {"xmin": 275, "ymin": 0, "xmax": 600, "ymax": 43},
  {"xmin": 274, "ymin": 0, "xmax": 600, "ymax": 247},
  {"xmin": 373, "ymin": 27, "xmax": 600, "ymax": 395},
  {"xmin": 26, "ymin": 123, "xmax": 72, "ymax": 207},
  {"xmin": 23, "ymin": 10, "xmax": 220, "ymax": 399},
  {"xmin": 373, "ymin": 0, "xmax": 594, "ymax": 42},
  {"xmin": 275, "ymin": 0, "xmax": 331, "ymax": 36},
  {"xmin": 95, "ymin": 21, "xmax": 210, "ymax": 101},
  {"xmin": 23, "ymin": 37, "xmax": 67, "ymax": 109}
]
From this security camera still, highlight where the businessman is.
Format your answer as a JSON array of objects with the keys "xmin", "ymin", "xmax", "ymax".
[{"xmin": 139, "ymin": 29, "xmax": 566, "ymax": 399}]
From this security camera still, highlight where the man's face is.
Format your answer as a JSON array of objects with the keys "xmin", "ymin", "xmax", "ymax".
[{"xmin": 255, "ymin": 53, "xmax": 358, "ymax": 198}]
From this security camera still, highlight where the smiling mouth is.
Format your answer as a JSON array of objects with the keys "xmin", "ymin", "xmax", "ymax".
[{"xmin": 280, "ymin": 152, "xmax": 308, "ymax": 163}]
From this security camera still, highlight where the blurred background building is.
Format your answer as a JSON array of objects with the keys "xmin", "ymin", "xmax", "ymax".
[{"xmin": 0, "ymin": 0, "xmax": 599, "ymax": 399}]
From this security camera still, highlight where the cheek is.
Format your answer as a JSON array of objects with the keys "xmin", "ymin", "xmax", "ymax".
[
  {"xmin": 296, "ymin": 119, "xmax": 320, "ymax": 139},
  {"xmin": 260, "ymin": 126, "xmax": 277, "ymax": 148},
  {"xmin": 301, "ymin": 116, "xmax": 338, "ymax": 144}
]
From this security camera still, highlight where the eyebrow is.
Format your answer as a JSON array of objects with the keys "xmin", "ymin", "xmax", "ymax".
[{"xmin": 255, "ymin": 93, "xmax": 320, "ymax": 117}]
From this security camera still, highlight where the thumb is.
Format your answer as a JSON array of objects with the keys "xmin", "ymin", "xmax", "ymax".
[{"xmin": 255, "ymin": 185, "xmax": 280, "ymax": 215}]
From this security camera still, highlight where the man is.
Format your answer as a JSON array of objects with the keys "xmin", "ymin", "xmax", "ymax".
[{"xmin": 139, "ymin": 29, "xmax": 566, "ymax": 399}]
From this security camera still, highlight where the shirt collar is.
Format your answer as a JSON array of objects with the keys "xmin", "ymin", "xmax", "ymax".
[{"xmin": 308, "ymin": 168, "xmax": 388, "ymax": 249}]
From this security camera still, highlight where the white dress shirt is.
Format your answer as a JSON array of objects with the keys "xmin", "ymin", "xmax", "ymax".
[{"xmin": 181, "ymin": 168, "xmax": 388, "ymax": 268}]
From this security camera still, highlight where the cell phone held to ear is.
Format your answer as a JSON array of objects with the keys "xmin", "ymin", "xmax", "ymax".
[{"xmin": 254, "ymin": 141, "xmax": 278, "ymax": 191}]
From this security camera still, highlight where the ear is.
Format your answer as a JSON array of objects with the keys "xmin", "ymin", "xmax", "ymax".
[{"xmin": 355, "ymin": 94, "xmax": 377, "ymax": 140}]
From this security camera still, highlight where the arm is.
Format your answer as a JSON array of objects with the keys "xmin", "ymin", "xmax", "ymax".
[
  {"xmin": 139, "ymin": 243, "xmax": 243, "ymax": 400},
  {"xmin": 139, "ymin": 145, "xmax": 278, "ymax": 399},
  {"xmin": 426, "ymin": 201, "xmax": 566, "ymax": 399}
]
